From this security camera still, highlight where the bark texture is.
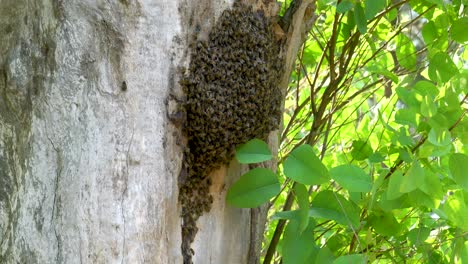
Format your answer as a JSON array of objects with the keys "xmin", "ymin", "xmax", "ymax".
[
  {"xmin": 0, "ymin": 0, "xmax": 183, "ymax": 263},
  {"xmin": 0, "ymin": 0, "xmax": 314, "ymax": 263}
]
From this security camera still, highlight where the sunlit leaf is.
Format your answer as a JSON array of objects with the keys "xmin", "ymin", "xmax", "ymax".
[
  {"xmin": 428, "ymin": 52, "xmax": 458, "ymax": 83},
  {"xmin": 310, "ymin": 191, "xmax": 360, "ymax": 229},
  {"xmin": 449, "ymin": 153, "xmax": 468, "ymax": 191},
  {"xmin": 396, "ymin": 34, "xmax": 417, "ymax": 70},
  {"xmin": 330, "ymin": 164, "xmax": 372, "ymax": 192},
  {"xmin": 451, "ymin": 17, "xmax": 468, "ymax": 43},
  {"xmin": 440, "ymin": 191, "xmax": 468, "ymax": 231},
  {"xmin": 284, "ymin": 145, "xmax": 329, "ymax": 185}
]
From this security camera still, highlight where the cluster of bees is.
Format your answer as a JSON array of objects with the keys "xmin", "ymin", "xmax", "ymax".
[{"xmin": 178, "ymin": 2, "xmax": 283, "ymax": 263}]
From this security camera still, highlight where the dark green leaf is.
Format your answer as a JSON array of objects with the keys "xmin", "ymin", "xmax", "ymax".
[
  {"xmin": 333, "ymin": 254, "xmax": 367, "ymax": 264},
  {"xmin": 226, "ymin": 168, "xmax": 280, "ymax": 208},
  {"xmin": 336, "ymin": 0, "xmax": 353, "ymax": 13},
  {"xmin": 284, "ymin": 144, "xmax": 329, "ymax": 185},
  {"xmin": 330, "ymin": 164, "xmax": 372, "ymax": 192},
  {"xmin": 365, "ymin": 0, "xmax": 385, "ymax": 19},
  {"xmin": 235, "ymin": 138, "xmax": 272, "ymax": 164},
  {"xmin": 407, "ymin": 227, "xmax": 430, "ymax": 245},
  {"xmin": 283, "ymin": 220, "xmax": 318, "ymax": 264},
  {"xmin": 354, "ymin": 3, "xmax": 367, "ymax": 34},
  {"xmin": 368, "ymin": 210, "xmax": 402, "ymax": 236},
  {"xmin": 351, "ymin": 140, "xmax": 373, "ymax": 161}
]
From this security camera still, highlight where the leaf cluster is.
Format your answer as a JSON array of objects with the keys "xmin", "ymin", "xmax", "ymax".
[{"xmin": 227, "ymin": 0, "xmax": 468, "ymax": 263}]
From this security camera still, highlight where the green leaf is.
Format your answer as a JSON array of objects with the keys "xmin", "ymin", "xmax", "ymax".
[
  {"xmin": 351, "ymin": 140, "xmax": 373, "ymax": 161},
  {"xmin": 284, "ymin": 144, "xmax": 329, "ymax": 185},
  {"xmin": 396, "ymin": 34, "xmax": 417, "ymax": 70},
  {"xmin": 294, "ymin": 183, "xmax": 310, "ymax": 233},
  {"xmin": 368, "ymin": 210, "xmax": 402, "ymax": 236},
  {"xmin": 428, "ymin": 52, "xmax": 458, "ymax": 83},
  {"xmin": 449, "ymin": 153, "xmax": 468, "ymax": 191},
  {"xmin": 419, "ymin": 169, "xmax": 444, "ymax": 199},
  {"xmin": 407, "ymin": 227, "xmax": 430, "ymax": 245},
  {"xmin": 440, "ymin": 191, "xmax": 468, "ymax": 231},
  {"xmin": 330, "ymin": 165, "xmax": 372, "ymax": 192},
  {"xmin": 395, "ymin": 108, "xmax": 418, "ymax": 126},
  {"xmin": 420, "ymin": 95, "xmax": 438, "ymax": 117},
  {"xmin": 451, "ymin": 17, "xmax": 468, "ymax": 43},
  {"xmin": 235, "ymin": 138, "xmax": 272, "ymax": 164},
  {"xmin": 315, "ymin": 247, "xmax": 335, "ymax": 263},
  {"xmin": 422, "ymin": 21, "xmax": 438, "ymax": 44},
  {"xmin": 226, "ymin": 168, "xmax": 280, "ymax": 208},
  {"xmin": 310, "ymin": 190, "xmax": 360, "ymax": 229},
  {"xmin": 365, "ymin": 0, "xmax": 385, "ymax": 19},
  {"xmin": 408, "ymin": 189, "xmax": 437, "ymax": 208},
  {"xmin": 400, "ymin": 161, "xmax": 425, "ymax": 193},
  {"xmin": 336, "ymin": 0, "xmax": 353, "ymax": 13},
  {"xmin": 282, "ymin": 220, "xmax": 318, "ymax": 264},
  {"xmin": 354, "ymin": 3, "xmax": 367, "ymax": 34},
  {"xmin": 387, "ymin": 170, "xmax": 405, "ymax": 200},
  {"xmin": 428, "ymin": 128, "xmax": 451, "ymax": 147},
  {"xmin": 334, "ymin": 254, "xmax": 367, "ymax": 264}
]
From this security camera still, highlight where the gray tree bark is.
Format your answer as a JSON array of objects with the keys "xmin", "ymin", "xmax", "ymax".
[{"xmin": 0, "ymin": 0, "xmax": 314, "ymax": 263}]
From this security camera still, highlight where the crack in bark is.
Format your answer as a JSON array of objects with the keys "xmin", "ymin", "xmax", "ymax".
[
  {"xmin": 46, "ymin": 135, "xmax": 63, "ymax": 263},
  {"xmin": 121, "ymin": 128, "xmax": 134, "ymax": 264}
]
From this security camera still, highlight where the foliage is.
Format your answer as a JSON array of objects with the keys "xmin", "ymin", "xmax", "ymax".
[{"xmin": 227, "ymin": 0, "xmax": 468, "ymax": 263}]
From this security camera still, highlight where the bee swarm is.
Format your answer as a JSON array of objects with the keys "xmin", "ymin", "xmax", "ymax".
[{"xmin": 178, "ymin": 2, "xmax": 283, "ymax": 263}]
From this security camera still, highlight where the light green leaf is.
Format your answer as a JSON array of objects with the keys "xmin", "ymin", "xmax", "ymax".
[
  {"xmin": 396, "ymin": 34, "xmax": 417, "ymax": 70},
  {"xmin": 235, "ymin": 138, "xmax": 272, "ymax": 164},
  {"xmin": 330, "ymin": 164, "xmax": 372, "ymax": 192},
  {"xmin": 422, "ymin": 21, "xmax": 438, "ymax": 44},
  {"xmin": 449, "ymin": 153, "xmax": 468, "ymax": 191},
  {"xmin": 418, "ymin": 170, "xmax": 444, "ymax": 199},
  {"xmin": 420, "ymin": 95, "xmax": 437, "ymax": 117},
  {"xmin": 354, "ymin": 3, "xmax": 367, "ymax": 34},
  {"xmin": 334, "ymin": 254, "xmax": 367, "ymax": 264},
  {"xmin": 395, "ymin": 108, "xmax": 418, "ymax": 126},
  {"xmin": 401, "ymin": 161, "xmax": 425, "ymax": 193},
  {"xmin": 226, "ymin": 168, "xmax": 280, "ymax": 208},
  {"xmin": 387, "ymin": 170, "xmax": 404, "ymax": 200},
  {"xmin": 440, "ymin": 191, "xmax": 468, "ymax": 231},
  {"xmin": 428, "ymin": 128, "xmax": 451, "ymax": 147},
  {"xmin": 365, "ymin": 0, "xmax": 385, "ymax": 19},
  {"xmin": 428, "ymin": 52, "xmax": 458, "ymax": 83},
  {"xmin": 451, "ymin": 17, "xmax": 468, "ymax": 43},
  {"xmin": 310, "ymin": 191, "xmax": 360, "ymax": 229},
  {"xmin": 284, "ymin": 144, "xmax": 329, "ymax": 185},
  {"xmin": 294, "ymin": 183, "xmax": 310, "ymax": 233},
  {"xmin": 351, "ymin": 140, "xmax": 373, "ymax": 161}
]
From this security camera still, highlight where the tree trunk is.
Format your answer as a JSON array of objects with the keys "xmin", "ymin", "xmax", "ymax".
[{"xmin": 0, "ymin": 0, "xmax": 315, "ymax": 263}]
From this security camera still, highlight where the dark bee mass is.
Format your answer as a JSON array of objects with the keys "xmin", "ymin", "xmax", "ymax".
[{"xmin": 178, "ymin": 2, "xmax": 283, "ymax": 263}]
